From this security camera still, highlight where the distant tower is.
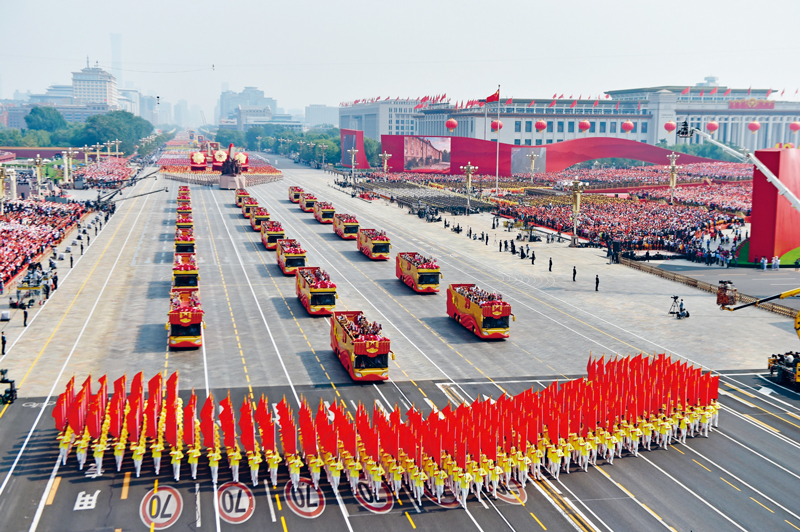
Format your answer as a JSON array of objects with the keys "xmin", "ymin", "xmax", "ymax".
[{"xmin": 110, "ymin": 33, "xmax": 123, "ymax": 86}]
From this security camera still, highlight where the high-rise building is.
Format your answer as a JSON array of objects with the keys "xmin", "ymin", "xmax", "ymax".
[
  {"xmin": 218, "ymin": 87, "xmax": 276, "ymax": 124},
  {"xmin": 119, "ymin": 88, "xmax": 141, "ymax": 116},
  {"xmin": 305, "ymin": 104, "xmax": 339, "ymax": 128},
  {"xmin": 72, "ymin": 61, "xmax": 118, "ymax": 107}
]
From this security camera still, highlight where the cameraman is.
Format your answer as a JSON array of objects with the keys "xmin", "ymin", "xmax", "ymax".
[{"xmin": 677, "ymin": 299, "xmax": 689, "ymax": 320}]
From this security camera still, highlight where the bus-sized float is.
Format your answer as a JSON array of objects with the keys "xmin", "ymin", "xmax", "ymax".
[
  {"xmin": 333, "ymin": 213, "xmax": 359, "ymax": 240},
  {"xmin": 176, "ymin": 193, "xmax": 192, "ymax": 214},
  {"xmin": 261, "ymin": 221, "xmax": 285, "ymax": 250},
  {"xmin": 179, "ymin": 185, "xmax": 191, "ymax": 194},
  {"xmin": 276, "ymin": 238, "xmax": 306, "ymax": 275},
  {"xmin": 173, "ymin": 253, "xmax": 200, "ymax": 291},
  {"xmin": 176, "ymin": 214, "xmax": 193, "ymax": 229},
  {"xmin": 167, "ymin": 289, "xmax": 204, "ymax": 349},
  {"xmin": 289, "ymin": 186, "xmax": 303, "ymax": 203},
  {"xmin": 235, "ymin": 189, "xmax": 250, "ymax": 207},
  {"xmin": 446, "ymin": 283, "xmax": 514, "ymax": 339},
  {"xmin": 241, "ymin": 197, "xmax": 258, "ymax": 219},
  {"xmin": 299, "ymin": 191, "xmax": 317, "ymax": 213},
  {"xmin": 330, "ymin": 311, "xmax": 393, "ymax": 381},
  {"xmin": 250, "ymin": 207, "xmax": 270, "ymax": 231},
  {"xmin": 175, "ymin": 227, "xmax": 195, "ymax": 253},
  {"xmin": 295, "ymin": 267, "xmax": 336, "ymax": 315},
  {"xmin": 396, "ymin": 252, "xmax": 441, "ymax": 293},
  {"xmin": 313, "ymin": 201, "xmax": 335, "ymax": 224},
  {"xmin": 358, "ymin": 229, "xmax": 391, "ymax": 260}
]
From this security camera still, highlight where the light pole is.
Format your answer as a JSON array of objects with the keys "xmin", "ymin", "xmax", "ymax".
[
  {"xmin": 460, "ymin": 161, "xmax": 478, "ymax": 216},
  {"xmin": 256, "ymin": 136, "xmax": 263, "ymax": 152},
  {"xmin": 347, "ymin": 148, "xmax": 358, "ymax": 185},
  {"xmin": 666, "ymin": 151, "xmax": 680, "ymax": 204},
  {"xmin": 307, "ymin": 143, "xmax": 316, "ymax": 164},
  {"xmin": 526, "ymin": 152, "xmax": 540, "ymax": 184},
  {"xmin": 319, "ymin": 143, "xmax": 327, "ymax": 166},
  {"xmin": 378, "ymin": 151, "xmax": 392, "ymax": 179},
  {"xmin": 105, "ymin": 141, "xmax": 113, "ymax": 158},
  {"xmin": 114, "ymin": 139, "xmax": 121, "ymax": 157},
  {"xmin": 569, "ymin": 179, "xmax": 587, "ymax": 248},
  {"xmin": 33, "ymin": 154, "xmax": 44, "ymax": 198},
  {"xmin": 93, "ymin": 143, "xmax": 103, "ymax": 162}
]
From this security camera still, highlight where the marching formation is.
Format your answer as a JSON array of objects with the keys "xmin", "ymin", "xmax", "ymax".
[{"xmin": 51, "ymin": 354, "xmax": 720, "ymax": 510}]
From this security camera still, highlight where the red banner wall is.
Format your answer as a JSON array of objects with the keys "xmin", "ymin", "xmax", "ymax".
[
  {"xmin": 749, "ymin": 148, "xmax": 800, "ymax": 261},
  {"xmin": 340, "ymin": 129, "xmax": 370, "ymax": 169}
]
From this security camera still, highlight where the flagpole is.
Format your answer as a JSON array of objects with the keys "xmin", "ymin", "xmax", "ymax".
[{"xmin": 495, "ymin": 84, "xmax": 500, "ymax": 196}]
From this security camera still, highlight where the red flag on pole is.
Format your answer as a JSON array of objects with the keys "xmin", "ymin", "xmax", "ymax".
[
  {"xmin": 113, "ymin": 375, "xmax": 126, "ymax": 401},
  {"xmin": 127, "ymin": 395, "xmax": 142, "ymax": 444},
  {"xmin": 699, "ymin": 89, "xmax": 704, "ymax": 98},
  {"xmin": 548, "ymin": 100, "xmax": 557, "ymax": 108},
  {"xmin": 723, "ymin": 88, "xmax": 731, "ymax": 96},
  {"xmin": 108, "ymin": 392, "xmax": 123, "ymax": 437},
  {"xmin": 486, "ymin": 89, "xmax": 500, "ymax": 103},
  {"xmin": 165, "ymin": 396, "xmax": 178, "ymax": 447},
  {"xmin": 505, "ymin": 98, "xmax": 513, "ymax": 105},
  {"xmin": 527, "ymin": 100, "xmax": 536, "ymax": 107},
  {"xmin": 766, "ymin": 89, "xmax": 773, "ymax": 98},
  {"xmin": 53, "ymin": 392, "xmax": 69, "ymax": 431},
  {"xmin": 709, "ymin": 87, "xmax": 718, "ymax": 95},
  {"xmin": 166, "ymin": 371, "xmax": 179, "ymax": 407},
  {"xmin": 239, "ymin": 397, "xmax": 256, "ymax": 453},
  {"xmin": 681, "ymin": 87, "xmax": 690, "ymax": 95},
  {"xmin": 219, "ymin": 393, "xmax": 237, "ymax": 449},
  {"xmin": 569, "ymin": 100, "xmax": 577, "ymax": 108},
  {"xmin": 183, "ymin": 391, "xmax": 197, "ymax": 447},
  {"xmin": 255, "ymin": 395, "xmax": 275, "ymax": 452},
  {"xmin": 593, "ymin": 100, "xmax": 599, "ymax": 107},
  {"xmin": 615, "ymin": 101, "xmax": 620, "ymax": 110},
  {"xmin": 747, "ymin": 87, "xmax": 752, "ymax": 96},
  {"xmin": 200, "ymin": 394, "xmax": 216, "ymax": 448}
]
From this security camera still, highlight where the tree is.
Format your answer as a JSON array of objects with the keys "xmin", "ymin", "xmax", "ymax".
[
  {"xmin": 79, "ymin": 111, "xmax": 154, "ymax": 155},
  {"xmin": 215, "ymin": 129, "xmax": 246, "ymax": 149},
  {"xmin": 24, "ymin": 107, "xmax": 67, "ymax": 132}
]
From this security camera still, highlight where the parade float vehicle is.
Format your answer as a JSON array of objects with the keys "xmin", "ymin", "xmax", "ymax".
[
  {"xmin": 175, "ymin": 227, "xmax": 195, "ymax": 254},
  {"xmin": 358, "ymin": 229, "xmax": 391, "ymax": 260},
  {"xmin": 295, "ymin": 267, "xmax": 337, "ymax": 315},
  {"xmin": 179, "ymin": 186, "xmax": 191, "ymax": 193},
  {"xmin": 167, "ymin": 289, "xmax": 204, "ymax": 349},
  {"xmin": 718, "ymin": 281, "xmax": 800, "ymax": 389},
  {"xmin": 358, "ymin": 191, "xmax": 381, "ymax": 201},
  {"xmin": 250, "ymin": 206, "xmax": 270, "ymax": 231},
  {"xmin": 241, "ymin": 196, "xmax": 258, "ymax": 218},
  {"xmin": 330, "ymin": 310, "xmax": 393, "ymax": 381},
  {"xmin": 333, "ymin": 213, "xmax": 359, "ymax": 240},
  {"xmin": 276, "ymin": 238, "xmax": 306, "ymax": 275},
  {"xmin": 175, "ymin": 214, "xmax": 193, "ymax": 229},
  {"xmin": 299, "ymin": 191, "xmax": 317, "ymax": 212},
  {"xmin": 446, "ymin": 283, "xmax": 514, "ymax": 339},
  {"xmin": 235, "ymin": 189, "xmax": 250, "ymax": 207},
  {"xmin": 261, "ymin": 220, "xmax": 285, "ymax": 250},
  {"xmin": 289, "ymin": 186, "xmax": 303, "ymax": 203},
  {"xmin": 396, "ymin": 252, "xmax": 441, "ymax": 293},
  {"xmin": 176, "ymin": 201, "xmax": 192, "ymax": 214},
  {"xmin": 172, "ymin": 253, "xmax": 200, "ymax": 291},
  {"xmin": 313, "ymin": 201, "xmax": 335, "ymax": 224}
]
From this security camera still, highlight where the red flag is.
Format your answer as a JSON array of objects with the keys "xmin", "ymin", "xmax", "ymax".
[
  {"xmin": 53, "ymin": 392, "xmax": 69, "ymax": 432},
  {"xmin": 548, "ymin": 99, "xmax": 557, "ymax": 108},
  {"xmin": 86, "ymin": 397, "xmax": 102, "ymax": 439},
  {"xmin": 699, "ymin": 89, "xmax": 704, "ymax": 97},
  {"xmin": 219, "ymin": 393, "xmax": 237, "ymax": 449},
  {"xmin": 527, "ymin": 100, "xmax": 536, "ymax": 107},
  {"xmin": 558, "ymin": 94, "xmax": 564, "ymax": 99},
  {"xmin": 113, "ymin": 375, "xmax": 126, "ymax": 400},
  {"xmin": 552, "ymin": 93, "xmax": 557, "ymax": 99},
  {"xmin": 766, "ymin": 89, "xmax": 773, "ymax": 98},
  {"xmin": 569, "ymin": 94, "xmax": 573, "ymax": 99},
  {"xmin": 166, "ymin": 371, "xmax": 179, "ymax": 406},
  {"xmin": 569, "ymin": 100, "xmax": 577, "ymax": 108},
  {"xmin": 486, "ymin": 89, "xmax": 500, "ymax": 103},
  {"xmin": 69, "ymin": 388, "xmax": 87, "ymax": 435},
  {"xmin": 239, "ymin": 398, "xmax": 256, "ymax": 453},
  {"xmin": 145, "ymin": 395, "xmax": 159, "ymax": 439},
  {"xmin": 723, "ymin": 88, "xmax": 731, "ymax": 96},
  {"xmin": 183, "ymin": 391, "xmax": 197, "ymax": 447},
  {"xmin": 781, "ymin": 89, "xmax": 785, "ymax": 97},
  {"xmin": 593, "ymin": 100, "xmax": 599, "ymax": 107},
  {"xmin": 709, "ymin": 87, "xmax": 718, "ymax": 95},
  {"xmin": 505, "ymin": 98, "xmax": 513, "ymax": 105},
  {"xmin": 108, "ymin": 393, "xmax": 123, "ymax": 437},
  {"xmin": 413, "ymin": 104, "xmax": 422, "ymax": 110},
  {"xmin": 148, "ymin": 373, "xmax": 162, "ymax": 411},
  {"xmin": 681, "ymin": 86, "xmax": 690, "ymax": 95},
  {"xmin": 165, "ymin": 397, "xmax": 178, "ymax": 447},
  {"xmin": 200, "ymin": 394, "xmax": 216, "ymax": 448},
  {"xmin": 478, "ymin": 102, "xmax": 485, "ymax": 107},
  {"xmin": 615, "ymin": 101, "xmax": 620, "ymax": 110},
  {"xmin": 605, "ymin": 94, "xmax": 610, "ymax": 99},
  {"xmin": 637, "ymin": 101, "xmax": 642, "ymax": 111},
  {"xmin": 747, "ymin": 86, "xmax": 752, "ymax": 96},
  {"xmin": 255, "ymin": 395, "xmax": 275, "ymax": 452},
  {"xmin": 127, "ymin": 395, "xmax": 142, "ymax": 444}
]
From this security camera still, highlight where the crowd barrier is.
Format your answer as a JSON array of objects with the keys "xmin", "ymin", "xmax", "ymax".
[{"xmin": 620, "ymin": 258, "xmax": 797, "ymax": 318}]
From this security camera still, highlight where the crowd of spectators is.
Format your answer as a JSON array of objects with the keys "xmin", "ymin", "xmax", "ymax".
[
  {"xmin": 636, "ymin": 183, "xmax": 752, "ymax": 214},
  {"xmin": 497, "ymin": 195, "xmax": 739, "ymax": 252},
  {"xmin": 73, "ymin": 157, "xmax": 133, "ymax": 188},
  {"xmin": 0, "ymin": 200, "xmax": 87, "ymax": 290}
]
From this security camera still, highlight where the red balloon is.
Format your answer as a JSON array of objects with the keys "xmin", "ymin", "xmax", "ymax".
[
  {"xmin": 535, "ymin": 120, "xmax": 547, "ymax": 132},
  {"xmin": 748, "ymin": 121, "xmax": 760, "ymax": 133},
  {"xmin": 445, "ymin": 118, "xmax": 458, "ymax": 132},
  {"xmin": 621, "ymin": 120, "xmax": 634, "ymax": 133},
  {"xmin": 578, "ymin": 120, "xmax": 591, "ymax": 132},
  {"xmin": 789, "ymin": 121, "xmax": 800, "ymax": 133},
  {"xmin": 491, "ymin": 119, "xmax": 503, "ymax": 132},
  {"xmin": 664, "ymin": 121, "xmax": 676, "ymax": 133},
  {"xmin": 706, "ymin": 121, "xmax": 719, "ymax": 133}
]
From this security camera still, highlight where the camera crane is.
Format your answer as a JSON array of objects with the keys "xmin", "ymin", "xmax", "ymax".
[
  {"xmin": 676, "ymin": 121, "xmax": 800, "ymax": 215},
  {"xmin": 717, "ymin": 280, "xmax": 800, "ymax": 387},
  {"xmin": 96, "ymin": 169, "xmax": 166, "ymax": 207}
]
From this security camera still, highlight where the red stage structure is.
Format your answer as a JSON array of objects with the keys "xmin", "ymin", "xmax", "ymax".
[
  {"xmin": 749, "ymin": 148, "xmax": 800, "ymax": 261},
  {"xmin": 340, "ymin": 129, "xmax": 370, "ymax": 169}
]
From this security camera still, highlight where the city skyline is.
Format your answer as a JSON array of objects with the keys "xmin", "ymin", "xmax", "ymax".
[{"xmin": 1, "ymin": 0, "xmax": 799, "ymax": 125}]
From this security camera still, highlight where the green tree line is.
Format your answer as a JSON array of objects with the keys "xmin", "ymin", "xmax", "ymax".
[{"xmin": 0, "ymin": 107, "xmax": 155, "ymax": 156}]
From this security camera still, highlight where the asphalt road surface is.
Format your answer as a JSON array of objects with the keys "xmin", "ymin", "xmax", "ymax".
[{"xmin": 0, "ymin": 158, "xmax": 798, "ymax": 532}]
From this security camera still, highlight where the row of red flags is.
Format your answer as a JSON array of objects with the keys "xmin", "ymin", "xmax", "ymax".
[{"xmin": 55, "ymin": 354, "xmax": 718, "ymax": 471}]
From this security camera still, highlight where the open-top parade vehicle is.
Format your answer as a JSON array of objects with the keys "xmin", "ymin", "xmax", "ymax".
[
  {"xmin": 289, "ymin": 186, "xmax": 303, "ymax": 203},
  {"xmin": 313, "ymin": 201, "xmax": 335, "ymax": 223},
  {"xmin": 446, "ymin": 283, "xmax": 514, "ymax": 339},
  {"xmin": 333, "ymin": 213, "xmax": 359, "ymax": 239},
  {"xmin": 299, "ymin": 191, "xmax": 317, "ymax": 212},
  {"xmin": 250, "ymin": 206, "xmax": 270, "ymax": 231},
  {"xmin": 396, "ymin": 252, "xmax": 441, "ymax": 293},
  {"xmin": 358, "ymin": 228, "xmax": 391, "ymax": 260},
  {"xmin": 296, "ymin": 266, "xmax": 337, "ymax": 315},
  {"xmin": 235, "ymin": 188, "xmax": 250, "ymax": 207},
  {"xmin": 167, "ymin": 289, "xmax": 204, "ymax": 348},
  {"xmin": 241, "ymin": 196, "xmax": 258, "ymax": 218},
  {"xmin": 261, "ymin": 220, "xmax": 285, "ymax": 250},
  {"xmin": 172, "ymin": 253, "xmax": 199, "ymax": 291},
  {"xmin": 175, "ymin": 227, "xmax": 195, "ymax": 253},
  {"xmin": 175, "ymin": 214, "xmax": 193, "ymax": 228},
  {"xmin": 277, "ymin": 238, "xmax": 306, "ymax": 275},
  {"xmin": 330, "ymin": 310, "xmax": 393, "ymax": 381}
]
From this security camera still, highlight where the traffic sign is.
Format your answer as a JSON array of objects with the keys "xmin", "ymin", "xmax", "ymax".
[
  {"xmin": 495, "ymin": 478, "xmax": 528, "ymax": 505},
  {"xmin": 424, "ymin": 486, "xmax": 460, "ymax": 509},
  {"xmin": 283, "ymin": 478, "xmax": 325, "ymax": 518},
  {"xmin": 353, "ymin": 480, "xmax": 393, "ymax": 514},
  {"xmin": 217, "ymin": 482, "xmax": 255, "ymax": 524},
  {"xmin": 140, "ymin": 485, "xmax": 183, "ymax": 530}
]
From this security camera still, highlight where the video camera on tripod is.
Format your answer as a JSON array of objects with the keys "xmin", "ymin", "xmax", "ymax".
[
  {"xmin": 0, "ymin": 369, "xmax": 16, "ymax": 405},
  {"xmin": 668, "ymin": 296, "xmax": 690, "ymax": 319}
]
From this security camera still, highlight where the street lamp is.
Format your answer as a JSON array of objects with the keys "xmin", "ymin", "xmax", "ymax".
[
  {"xmin": 105, "ymin": 141, "xmax": 113, "ymax": 158},
  {"xmin": 378, "ymin": 151, "xmax": 392, "ymax": 179},
  {"xmin": 93, "ymin": 143, "xmax": 103, "ymax": 162},
  {"xmin": 32, "ymin": 154, "xmax": 44, "ymax": 197},
  {"xmin": 526, "ymin": 152, "xmax": 540, "ymax": 184},
  {"xmin": 569, "ymin": 179, "xmax": 587, "ymax": 248},
  {"xmin": 460, "ymin": 161, "xmax": 478, "ymax": 216},
  {"xmin": 666, "ymin": 151, "xmax": 680, "ymax": 204},
  {"xmin": 114, "ymin": 139, "xmax": 121, "ymax": 157},
  {"xmin": 347, "ymin": 148, "xmax": 358, "ymax": 184},
  {"xmin": 256, "ymin": 136, "xmax": 263, "ymax": 152},
  {"xmin": 318, "ymin": 143, "xmax": 327, "ymax": 166}
]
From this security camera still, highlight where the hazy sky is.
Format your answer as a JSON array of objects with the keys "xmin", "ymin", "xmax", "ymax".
[{"xmin": 2, "ymin": 0, "xmax": 799, "ymax": 120}]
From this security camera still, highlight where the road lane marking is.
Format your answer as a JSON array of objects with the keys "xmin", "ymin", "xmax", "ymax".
[
  {"xmin": 45, "ymin": 476, "xmax": 61, "ymax": 505},
  {"xmin": 720, "ymin": 477, "xmax": 741, "ymax": 491},
  {"xmin": 742, "ymin": 414, "xmax": 780, "ymax": 432},
  {"xmin": 786, "ymin": 520, "xmax": 800, "ymax": 531},
  {"xmin": 121, "ymin": 472, "xmax": 131, "ymax": 499},
  {"xmin": 750, "ymin": 497, "xmax": 774, "ymax": 513},
  {"xmin": 692, "ymin": 459, "xmax": 711, "ymax": 472},
  {"xmin": 265, "ymin": 483, "xmax": 276, "ymax": 522},
  {"xmin": 530, "ymin": 512, "xmax": 547, "ymax": 530},
  {"xmin": 405, "ymin": 511, "xmax": 416, "ymax": 529}
]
